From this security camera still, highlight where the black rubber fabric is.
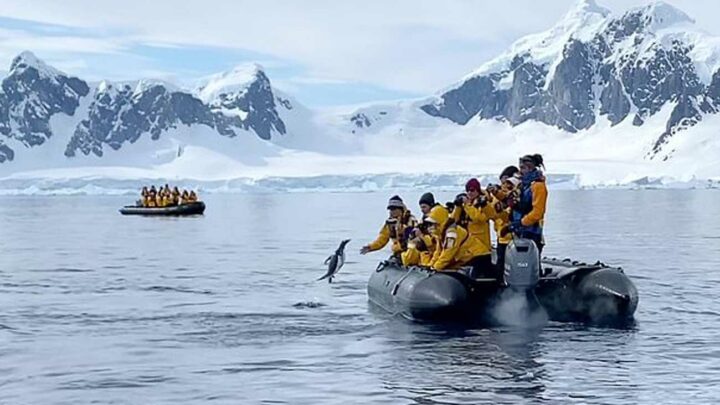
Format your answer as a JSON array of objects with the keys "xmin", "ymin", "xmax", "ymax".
[
  {"xmin": 496, "ymin": 243, "xmax": 508, "ymax": 276},
  {"xmin": 468, "ymin": 254, "xmax": 495, "ymax": 280}
]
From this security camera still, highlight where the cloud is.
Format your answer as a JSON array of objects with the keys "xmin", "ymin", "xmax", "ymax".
[{"xmin": 0, "ymin": 0, "xmax": 720, "ymax": 104}]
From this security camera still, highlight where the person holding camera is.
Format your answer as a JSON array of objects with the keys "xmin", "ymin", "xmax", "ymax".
[
  {"xmin": 487, "ymin": 166, "xmax": 521, "ymax": 273},
  {"xmin": 446, "ymin": 178, "xmax": 498, "ymax": 280},
  {"xmin": 401, "ymin": 217, "xmax": 436, "ymax": 267}
]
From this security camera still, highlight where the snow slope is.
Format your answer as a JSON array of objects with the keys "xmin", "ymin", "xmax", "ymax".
[{"xmin": 1, "ymin": 0, "xmax": 719, "ymax": 194}]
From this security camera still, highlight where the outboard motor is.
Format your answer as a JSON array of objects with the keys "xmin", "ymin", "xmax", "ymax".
[
  {"xmin": 493, "ymin": 237, "xmax": 546, "ymax": 326},
  {"xmin": 503, "ymin": 237, "xmax": 540, "ymax": 291}
]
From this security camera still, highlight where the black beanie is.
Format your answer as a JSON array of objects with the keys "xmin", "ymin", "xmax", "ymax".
[
  {"xmin": 500, "ymin": 165, "xmax": 520, "ymax": 179},
  {"xmin": 419, "ymin": 192, "xmax": 435, "ymax": 206}
]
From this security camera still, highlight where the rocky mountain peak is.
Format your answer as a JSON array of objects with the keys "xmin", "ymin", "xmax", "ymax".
[
  {"xmin": 409, "ymin": 0, "xmax": 718, "ymax": 159},
  {"xmin": 0, "ymin": 53, "xmax": 292, "ymax": 165},
  {"xmin": 565, "ymin": 0, "xmax": 611, "ymax": 21},
  {"xmin": 196, "ymin": 63, "xmax": 266, "ymax": 104},
  {"xmin": 628, "ymin": 1, "xmax": 695, "ymax": 32},
  {"xmin": 8, "ymin": 50, "xmax": 63, "ymax": 79}
]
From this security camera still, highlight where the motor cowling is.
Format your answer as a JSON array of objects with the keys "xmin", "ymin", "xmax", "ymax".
[{"xmin": 503, "ymin": 238, "xmax": 540, "ymax": 291}]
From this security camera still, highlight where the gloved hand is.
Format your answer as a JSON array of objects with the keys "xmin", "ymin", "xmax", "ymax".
[
  {"xmin": 486, "ymin": 184, "xmax": 499, "ymax": 196},
  {"xmin": 475, "ymin": 196, "xmax": 488, "ymax": 208},
  {"xmin": 508, "ymin": 220, "xmax": 522, "ymax": 234},
  {"xmin": 360, "ymin": 245, "xmax": 370, "ymax": 255},
  {"xmin": 453, "ymin": 195, "xmax": 465, "ymax": 207}
]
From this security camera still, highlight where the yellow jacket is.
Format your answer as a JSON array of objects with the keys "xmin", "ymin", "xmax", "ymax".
[
  {"xmin": 451, "ymin": 196, "xmax": 496, "ymax": 256},
  {"xmin": 401, "ymin": 234, "xmax": 434, "ymax": 267},
  {"xmin": 494, "ymin": 208, "xmax": 512, "ymax": 244},
  {"xmin": 367, "ymin": 211, "xmax": 417, "ymax": 255},
  {"xmin": 431, "ymin": 222, "xmax": 486, "ymax": 270},
  {"xmin": 521, "ymin": 181, "xmax": 548, "ymax": 227}
]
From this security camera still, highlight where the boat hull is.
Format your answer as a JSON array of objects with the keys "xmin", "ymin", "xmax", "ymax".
[
  {"xmin": 119, "ymin": 201, "xmax": 206, "ymax": 216},
  {"xmin": 367, "ymin": 257, "xmax": 638, "ymax": 325}
]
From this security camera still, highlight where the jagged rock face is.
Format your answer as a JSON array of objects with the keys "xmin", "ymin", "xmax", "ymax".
[
  {"xmin": 0, "ymin": 53, "xmax": 89, "ymax": 161},
  {"xmin": 0, "ymin": 52, "xmax": 290, "ymax": 163},
  {"xmin": 65, "ymin": 73, "xmax": 289, "ymax": 158},
  {"xmin": 206, "ymin": 71, "xmax": 286, "ymax": 140},
  {"xmin": 414, "ymin": 2, "xmax": 720, "ymax": 157},
  {"xmin": 65, "ymin": 83, "xmax": 218, "ymax": 157}
]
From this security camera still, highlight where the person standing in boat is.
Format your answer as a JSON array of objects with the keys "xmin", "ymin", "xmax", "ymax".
[
  {"xmin": 488, "ymin": 166, "xmax": 521, "ymax": 274},
  {"xmin": 360, "ymin": 195, "xmax": 417, "ymax": 260},
  {"xmin": 451, "ymin": 179, "xmax": 498, "ymax": 279},
  {"xmin": 506, "ymin": 154, "xmax": 548, "ymax": 255}
]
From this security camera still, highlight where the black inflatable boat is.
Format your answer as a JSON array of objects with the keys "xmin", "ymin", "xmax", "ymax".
[
  {"xmin": 119, "ymin": 201, "xmax": 206, "ymax": 216},
  {"xmin": 367, "ymin": 246, "xmax": 638, "ymax": 325}
]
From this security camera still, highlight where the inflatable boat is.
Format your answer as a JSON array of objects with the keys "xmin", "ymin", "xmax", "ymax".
[
  {"xmin": 367, "ymin": 239, "xmax": 638, "ymax": 325},
  {"xmin": 119, "ymin": 201, "xmax": 206, "ymax": 216}
]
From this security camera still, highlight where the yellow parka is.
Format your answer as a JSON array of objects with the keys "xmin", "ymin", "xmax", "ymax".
[
  {"xmin": 431, "ymin": 222, "xmax": 486, "ymax": 270},
  {"xmin": 492, "ymin": 198, "xmax": 513, "ymax": 245},
  {"xmin": 451, "ymin": 195, "xmax": 496, "ymax": 256},
  {"xmin": 401, "ymin": 234, "xmax": 435, "ymax": 267},
  {"xmin": 367, "ymin": 211, "xmax": 417, "ymax": 255}
]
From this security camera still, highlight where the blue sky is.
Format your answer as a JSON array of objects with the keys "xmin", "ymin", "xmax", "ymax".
[{"xmin": 0, "ymin": 0, "xmax": 718, "ymax": 107}]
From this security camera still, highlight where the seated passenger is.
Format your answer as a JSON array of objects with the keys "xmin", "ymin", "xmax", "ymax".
[
  {"xmin": 418, "ymin": 192, "xmax": 449, "ymax": 240},
  {"xmin": 188, "ymin": 190, "xmax": 198, "ymax": 202},
  {"xmin": 162, "ymin": 192, "xmax": 173, "ymax": 207},
  {"xmin": 180, "ymin": 190, "xmax": 189, "ymax": 204},
  {"xmin": 360, "ymin": 195, "xmax": 417, "ymax": 259},
  {"xmin": 172, "ymin": 187, "xmax": 181, "ymax": 205},
  {"xmin": 427, "ymin": 201, "xmax": 490, "ymax": 275},
  {"xmin": 155, "ymin": 192, "xmax": 165, "ymax": 208},
  {"xmin": 401, "ymin": 219, "xmax": 435, "ymax": 267},
  {"xmin": 146, "ymin": 192, "xmax": 157, "ymax": 208}
]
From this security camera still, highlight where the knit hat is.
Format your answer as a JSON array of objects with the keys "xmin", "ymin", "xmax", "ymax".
[
  {"xmin": 499, "ymin": 165, "xmax": 520, "ymax": 180},
  {"xmin": 418, "ymin": 192, "xmax": 435, "ymax": 206},
  {"xmin": 387, "ymin": 195, "xmax": 405, "ymax": 210},
  {"xmin": 465, "ymin": 178, "xmax": 481, "ymax": 192}
]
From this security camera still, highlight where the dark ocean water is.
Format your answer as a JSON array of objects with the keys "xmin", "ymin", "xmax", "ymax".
[{"xmin": 1, "ymin": 190, "xmax": 719, "ymax": 404}]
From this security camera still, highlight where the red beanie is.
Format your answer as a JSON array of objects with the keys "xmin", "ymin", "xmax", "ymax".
[{"xmin": 465, "ymin": 178, "xmax": 481, "ymax": 192}]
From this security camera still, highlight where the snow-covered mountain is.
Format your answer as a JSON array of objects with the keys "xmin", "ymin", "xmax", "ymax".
[
  {"xmin": 0, "ymin": 52, "xmax": 306, "ymax": 168},
  {"xmin": 1, "ymin": 0, "xmax": 719, "ymax": 189},
  {"xmin": 346, "ymin": 0, "xmax": 720, "ymax": 161}
]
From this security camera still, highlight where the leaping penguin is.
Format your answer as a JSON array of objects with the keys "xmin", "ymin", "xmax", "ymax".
[{"xmin": 318, "ymin": 239, "xmax": 351, "ymax": 283}]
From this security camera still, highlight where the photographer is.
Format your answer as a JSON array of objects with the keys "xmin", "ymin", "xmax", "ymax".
[
  {"xmin": 450, "ymin": 178, "xmax": 498, "ymax": 280},
  {"xmin": 488, "ymin": 166, "xmax": 521, "ymax": 273},
  {"xmin": 401, "ymin": 217, "xmax": 436, "ymax": 267}
]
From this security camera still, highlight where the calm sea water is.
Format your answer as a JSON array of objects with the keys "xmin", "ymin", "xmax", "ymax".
[{"xmin": 1, "ymin": 190, "xmax": 720, "ymax": 404}]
